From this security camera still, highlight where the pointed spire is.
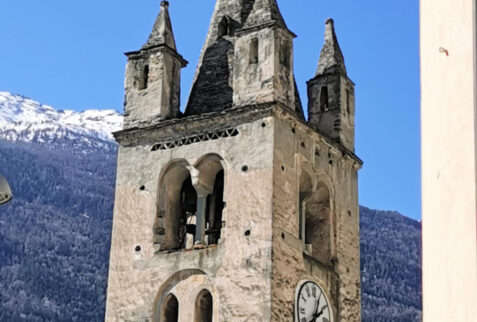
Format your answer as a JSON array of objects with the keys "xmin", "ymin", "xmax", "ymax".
[
  {"xmin": 242, "ymin": 0, "xmax": 288, "ymax": 30},
  {"xmin": 143, "ymin": 1, "xmax": 177, "ymax": 50},
  {"xmin": 316, "ymin": 19, "xmax": 346, "ymax": 76}
]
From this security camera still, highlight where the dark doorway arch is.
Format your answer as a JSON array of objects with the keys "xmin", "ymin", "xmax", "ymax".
[
  {"xmin": 161, "ymin": 293, "xmax": 179, "ymax": 322},
  {"xmin": 194, "ymin": 289, "xmax": 213, "ymax": 322}
]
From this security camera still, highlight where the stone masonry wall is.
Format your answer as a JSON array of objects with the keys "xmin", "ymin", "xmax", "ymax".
[
  {"xmin": 270, "ymin": 111, "xmax": 361, "ymax": 321},
  {"xmin": 124, "ymin": 49, "xmax": 182, "ymax": 128},
  {"xmin": 106, "ymin": 117, "xmax": 276, "ymax": 321}
]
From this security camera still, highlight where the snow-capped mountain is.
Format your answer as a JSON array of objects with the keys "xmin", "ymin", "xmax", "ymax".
[{"xmin": 0, "ymin": 92, "xmax": 123, "ymax": 148}]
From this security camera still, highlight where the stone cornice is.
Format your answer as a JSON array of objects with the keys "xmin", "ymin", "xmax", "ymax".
[
  {"xmin": 125, "ymin": 44, "xmax": 188, "ymax": 67},
  {"xmin": 114, "ymin": 103, "xmax": 363, "ymax": 167}
]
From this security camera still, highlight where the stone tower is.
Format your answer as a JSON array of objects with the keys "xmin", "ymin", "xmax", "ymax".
[
  {"xmin": 307, "ymin": 19, "xmax": 355, "ymax": 151},
  {"xmin": 123, "ymin": 1, "xmax": 187, "ymax": 128},
  {"xmin": 106, "ymin": 1, "xmax": 362, "ymax": 321}
]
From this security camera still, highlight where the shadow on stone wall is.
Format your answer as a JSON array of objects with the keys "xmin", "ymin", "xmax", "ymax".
[{"xmin": 185, "ymin": 39, "xmax": 234, "ymax": 115}]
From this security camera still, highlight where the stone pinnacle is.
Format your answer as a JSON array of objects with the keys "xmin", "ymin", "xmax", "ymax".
[
  {"xmin": 316, "ymin": 18, "xmax": 347, "ymax": 75},
  {"xmin": 143, "ymin": 0, "xmax": 177, "ymax": 50}
]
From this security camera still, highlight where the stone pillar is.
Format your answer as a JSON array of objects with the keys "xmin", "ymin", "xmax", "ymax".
[{"xmin": 195, "ymin": 194, "xmax": 208, "ymax": 246}]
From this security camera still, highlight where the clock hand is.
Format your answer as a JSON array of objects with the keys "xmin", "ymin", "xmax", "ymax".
[
  {"xmin": 310, "ymin": 293, "xmax": 322, "ymax": 322},
  {"xmin": 315, "ymin": 293, "xmax": 322, "ymax": 314},
  {"xmin": 313, "ymin": 305, "xmax": 328, "ymax": 320},
  {"xmin": 312, "ymin": 300, "xmax": 319, "ymax": 321}
]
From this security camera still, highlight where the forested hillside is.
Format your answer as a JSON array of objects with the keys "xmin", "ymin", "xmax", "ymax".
[
  {"xmin": 360, "ymin": 206, "xmax": 422, "ymax": 322},
  {"xmin": 0, "ymin": 140, "xmax": 117, "ymax": 321}
]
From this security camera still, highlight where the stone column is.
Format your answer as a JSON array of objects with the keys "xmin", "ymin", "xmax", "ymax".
[{"xmin": 194, "ymin": 194, "xmax": 208, "ymax": 246}]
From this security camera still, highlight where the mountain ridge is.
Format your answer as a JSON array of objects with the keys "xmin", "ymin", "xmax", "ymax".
[{"xmin": 0, "ymin": 92, "xmax": 122, "ymax": 148}]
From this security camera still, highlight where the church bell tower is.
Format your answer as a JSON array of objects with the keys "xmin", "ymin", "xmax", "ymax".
[{"xmin": 106, "ymin": 1, "xmax": 362, "ymax": 321}]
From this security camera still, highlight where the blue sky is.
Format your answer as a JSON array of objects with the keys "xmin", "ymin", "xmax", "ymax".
[{"xmin": 0, "ymin": 1, "xmax": 421, "ymax": 220}]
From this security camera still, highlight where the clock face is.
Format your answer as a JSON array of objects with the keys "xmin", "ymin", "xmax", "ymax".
[{"xmin": 296, "ymin": 281, "xmax": 332, "ymax": 322}]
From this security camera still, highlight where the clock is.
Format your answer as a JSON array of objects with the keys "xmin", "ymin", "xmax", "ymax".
[{"xmin": 295, "ymin": 281, "xmax": 332, "ymax": 322}]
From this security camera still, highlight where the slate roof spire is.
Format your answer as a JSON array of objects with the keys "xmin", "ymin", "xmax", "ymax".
[
  {"xmin": 316, "ymin": 19, "xmax": 346, "ymax": 75},
  {"xmin": 143, "ymin": 1, "xmax": 177, "ymax": 50},
  {"xmin": 242, "ymin": 0, "xmax": 289, "ymax": 31}
]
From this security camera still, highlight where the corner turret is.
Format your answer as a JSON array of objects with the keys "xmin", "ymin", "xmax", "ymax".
[
  {"xmin": 307, "ymin": 19, "xmax": 355, "ymax": 150},
  {"xmin": 123, "ymin": 1, "xmax": 187, "ymax": 129}
]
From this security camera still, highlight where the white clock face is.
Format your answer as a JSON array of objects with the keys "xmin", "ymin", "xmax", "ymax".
[{"xmin": 296, "ymin": 281, "xmax": 332, "ymax": 322}]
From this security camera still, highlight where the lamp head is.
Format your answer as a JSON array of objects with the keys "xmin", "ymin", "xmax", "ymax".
[{"xmin": 0, "ymin": 173, "xmax": 12, "ymax": 205}]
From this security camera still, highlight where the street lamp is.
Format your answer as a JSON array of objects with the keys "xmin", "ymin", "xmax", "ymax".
[{"xmin": 0, "ymin": 173, "xmax": 12, "ymax": 205}]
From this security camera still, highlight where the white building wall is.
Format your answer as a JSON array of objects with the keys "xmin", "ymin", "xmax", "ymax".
[{"xmin": 421, "ymin": 0, "xmax": 477, "ymax": 320}]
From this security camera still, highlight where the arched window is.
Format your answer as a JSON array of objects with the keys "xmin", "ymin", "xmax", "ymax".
[
  {"xmin": 304, "ymin": 183, "xmax": 331, "ymax": 263},
  {"xmin": 320, "ymin": 86, "xmax": 329, "ymax": 111},
  {"xmin": 194, "ymin": 290, "xmax": 213, "ymax": 322},
  {"xmin": 139, "ymin": 64, "xmax": 149, "ymax": 90},
  {"xmin": 161, "ymin": 294, "xmax": 179, "ymax": 322},
  {"xmin": 156, "ymin": 161, "xmax": 197, "ymax": 251},
  {"xmin": 249, "ymin": 37, "xmax": 259, "ymax": 64}
]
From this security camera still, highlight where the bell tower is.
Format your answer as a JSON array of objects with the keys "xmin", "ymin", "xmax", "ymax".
[{"xmin": 106, "ymin": 2, "xmax": 361, "ymax": 321}]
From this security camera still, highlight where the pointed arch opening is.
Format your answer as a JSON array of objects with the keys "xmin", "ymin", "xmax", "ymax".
[
  {"xmin": 161, "ymin": 294, "xmax": 179, "ymax": 322},
  {"xmin": 194, "ymin": 289, "xmax": 213, "ymax": 322}
]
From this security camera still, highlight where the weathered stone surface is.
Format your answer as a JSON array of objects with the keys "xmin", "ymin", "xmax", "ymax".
[
  {"xmin": 106, "ymin": 1, "xmax": 361, "ymax": 321},
  {"xmin": 270, "ymin": 111, "xmax": 361, "ymax": 322},
  {"xmin": 232, "ymin": 27, "xmax": 296, "ymax": 109},
  {"xmin": 123, "ymin": 3, "xmax": 187, "ymax": 129},
  {"xmin": 241, "ymin": 0, "xmax": 288, "ymax": 31},
  {"xmin": 106, "ymin": 116, "xmax": 276, "ymax": 321},
  {"xmin": 186, "ymin": 38, "xmax": 234, "ymax": 115},
  {"xmin": 106, "ymin": 106, "xmax": 361, "ymax": 321},
  {"xmin": 143, "ymin": 1, "xmax": 177, "ymax": 50},
  {"xmin": 316, "ymin": 19, "xmax": 346, "ymax": 76}
]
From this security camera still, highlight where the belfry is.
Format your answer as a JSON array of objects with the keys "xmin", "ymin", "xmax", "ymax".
[{"xmin": 106, "ymin": 1, "xmax": 362, "ymax": 321}]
